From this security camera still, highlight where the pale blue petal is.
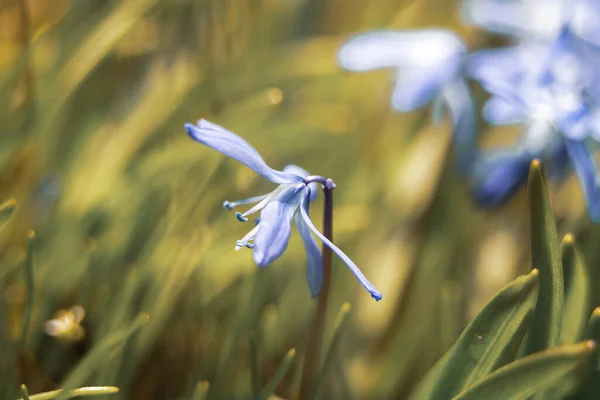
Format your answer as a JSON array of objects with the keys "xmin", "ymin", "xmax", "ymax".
[
  {"xmin": 483, "ymin": 96, "xmax": 527, "ymax": 125},
  {"xmin": 295, "ymin": 196, "xmax": 323, "ymax": 298},
  {"xmin": 441, "ymin": 79, "xmax": 478, "ymax": 175},
  {"xmin": 461, "ymin": 0, "xmax": 523, "ymax": 35},
  {"xmin": 462, "ymin": 0, "xmax": 564, "ymax": 38},
  {"xmin": 565, "ymin": 139, "xmax": 600, "ymax": 222},
  {"xmin": 338, "ymin": 30, "xmax": 466, "ymax": 72},
  {"xmin": 473, "ymin": 147, "xmax": 532, "ymax": 207},
  {"xmin": 299, "ymin": 204, "xmax": 382, "ymax": 301},
  {"xmin": 391, "ymin": 66, "xmax": 449, "ymax": 112},
  {"xmin": 253, "ymin": 184, "xmax": 308, "ymax": 266},
  {"xmin": 186, "ymin": 120, "xmax": 302, "ymax": 185},
  {"xmin": 283, "ymin": 164, "xmax": 318, "ymax": 203},
  {"xmin": 572, "ymin": 0, "xmax": 600, "ymax": 46}
]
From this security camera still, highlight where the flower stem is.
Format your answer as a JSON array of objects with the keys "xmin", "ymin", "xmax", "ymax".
[{"xmin": 299, "ymin": 185, "xmax": 334, "ymax": 399}]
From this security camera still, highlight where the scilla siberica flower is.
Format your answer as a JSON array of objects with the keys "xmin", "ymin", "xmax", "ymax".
[
  {"xmin": 337, "ymin": 29, "xmax": 477, "ymax": 174},
  {"xmin": 185, "ymin": 120, "xmax": 382, "ymax": 301},
  {"xmin": 337, "ymin": 0, "xmax": 600, "ymax": 222},
  {"xmin": 463, "ymin": 1, "xmax": 600, "ymax": 221}
]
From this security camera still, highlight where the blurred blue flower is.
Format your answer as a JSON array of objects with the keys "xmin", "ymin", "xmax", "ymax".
[
  {"xmin": 468, "ymin": 27, "xmax": 600, "ymax": 220},
  {"xmin": 338, "ymin": 29, "xmax": 477, "ymax": 173},
  {"xmin": 185, "ymin": 120, "xmax": 382, "ymax": 300},
  {"xmin": 462, "ymin": 0, "xmax": 600, "ymax": 44}
]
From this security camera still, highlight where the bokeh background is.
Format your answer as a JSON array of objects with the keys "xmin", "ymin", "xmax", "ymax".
[{"xmin": 0, "ymin": 0, "xmax": 597, "ymax": 399}]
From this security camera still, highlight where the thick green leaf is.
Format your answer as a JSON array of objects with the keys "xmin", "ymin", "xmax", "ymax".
[
  {"xmin": 526, "ymin": 160, "xmax": 563, "ymax": 354},
  {"xmin": 560, "ymin": 233, "xmax": 590, "ymax": 344},
  {"xmin": 588, "ymin": 308, "xmax": 600, "ymax": 370},
  {"xmin": 409, "ymin": 269, "xmax": 539, "ymax": 400},
  {"xmin": 452, "ymin": 341, "xmax": 596, "ymax": 400},
  {"xmin": 574, "ymin": 308, "xmax": 600, "ymax": 399}
]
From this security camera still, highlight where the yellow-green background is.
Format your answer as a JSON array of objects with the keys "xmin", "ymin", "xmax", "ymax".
[{"xmin": 0, "ymin": 0, "xmax": 595, "ymax": 399}]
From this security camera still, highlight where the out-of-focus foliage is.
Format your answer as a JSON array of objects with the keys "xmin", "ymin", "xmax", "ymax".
[{"xmin": 1, "ymin": 0, "xmax": 600, "ymax": 399}]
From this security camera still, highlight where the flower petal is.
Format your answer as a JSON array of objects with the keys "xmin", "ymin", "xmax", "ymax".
[
  {"xmin": 483, "ymin": 96, "xmax": 527, "ymax": 125},
  {"xmin": 441, "ymin": 79, "xmax": 478, "ymax": 174},
  {"xmin": 391, "ymin": 66, "xmax": 449, "ymax": 112},
  {"xmin": 298, "ymin": 204, "xmax": 382, "ymax": 301},
  {"xmin": 472, "ymin": 147, "xmax": 532, "ymax": 207},
  {"xmin": 186, "ymin": 120, "xmax": 302, "ymax": 185},
  {"xmin": 338, "ymin": 30, "xmax": 465, "ymax": 72},
  {"xmin": 253, "ymin": 184, "xmax": 308, "ymax": 266},
  {"xmin": 295, "ymin": 196, "xmax": 323, "ymax": 298},
  {"xmin": 462, "ymin": 0, "xmax": 564, "ymax": 38},
  {"xmin": 283, "ymin": 164, "xmax": 318, "ymax": 203},
  {"xmin": 461, "ymin": 0, "xmax": 523, "ymax": 35},
  {"xmin": 565, "ymin": 139, "xmax": 600, "ymax": 221}
]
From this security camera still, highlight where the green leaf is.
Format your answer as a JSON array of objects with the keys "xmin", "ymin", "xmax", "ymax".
[
  {"xmin": 18, "ymin": 386, "xmax": 119, "ymax": 400},
  {"xmin": 409, "ymin": 269, "xmax": 539, "ymax": 400},
  {"xmin": 452, "ymin": 341, "xmax": 596, "ymax": 400},
  {"xmin": 560, "ymin": 233, "xmax": 590, "ymax": 344},
  {"xmin": 192, "ymin": 381, "xmax": 210, "ymax": 400},
  {"xmin": 526, "ymin": 160, "xmax": 563, "ymax": 355},
  {"xmin": 18, "ymin": 230, "xmax": 35, "ymax": 350},
  {"xmin": 574, "ymin": 308, "xmax": 600, "ymax": 399},
  {"xmin": 308, "ymin": 303, "xmax": 352, "ymax": 400},
  {"xmin": 258, "ymin": 348, "xmax": 296, "ymax": 400},
  {"xmin": 587, "ymin": 308, "xmax": 600, "ymax": 371},
  {"xmin": 55, "ymin": 314, "xmax": 148, "ymax": 400}
]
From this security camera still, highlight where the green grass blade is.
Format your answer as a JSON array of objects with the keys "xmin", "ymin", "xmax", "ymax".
[
  {"xmin": 452, "ymin": 341, "xmax": 596, "ymax": 400},
  {"xmin": 409, "ymin": 269, "xmax": 539, "ymax": 400},
  {"xmin": 20, "ymin": 385, "xmax": 30, "ymax": 400},
  {"xmin": 560, "ymin": 234, "xmax": 590, "ymax": 344},
  {"xmin": 259, "ymin": 348, "xmax": 296, "ymax": 400},
  {"xmin": 307, "ymin": 303, "xmax": 352, "ymax": 400},
  {"xmin": 18, "ymin": 386, "xmax": 119, "ymax": 400},
  {"xmin": 248, "ymin": 333, "xmax": 261, "ymax": 399},
  {"xmin": 55, "ymin": 314, "xmax": 148, "ymax": 400},
  {"xmin": 18, "ymin": 230, "xmax": 35, "ymax": 349},
  {"xmin": 526, "ymin": 160, "xmax": 563, "ymax": 355},
  {"xmin": 192, "ymin": 381, "xmax": 210, "ymax": 400},
  {"xmin": 588, "ymin": 308, "xmax": 600, "ymax": 370}
]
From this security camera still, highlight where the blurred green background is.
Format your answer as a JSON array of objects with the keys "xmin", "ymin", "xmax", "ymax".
[{"xmin": 0, "ymin": 0, "xmax": 598, "ymax": 399}]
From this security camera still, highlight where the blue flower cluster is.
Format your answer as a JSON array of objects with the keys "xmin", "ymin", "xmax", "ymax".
[{"xmin": 338, "ymin": 0, "xmax": 600, "ymax": 221}]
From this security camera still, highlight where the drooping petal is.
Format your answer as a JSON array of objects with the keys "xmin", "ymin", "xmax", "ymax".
[
  {"xmin": 483, "ymin": 96, "xmax": 527, "ymax": 125},
  {"xmin": 283, "ymin": 165, "xmax": 318, "ymax": 203},
  {"xmin": 441, "ymin": 79, "xmax": 478, "ymax": 175},
  {"xmin": 298, "ymin": 204, "xmax": 382, "ymax": 301},
  {"xmin": 253, "ymin": 184, "xmax": 308, "ymax": 267},
  {"xmin": 565, "ymin": 139, "xmax": 600, "ymax": 221},
  {"xmin": 295, "ymin": 196, "xmax": 323, "ymax": 298},
  {"xmin": 186, "ymin": 120, "xmax": 302, "ymax": 185},
  {"xmin": 338, "ymin": 30, "xmax": 466, "ymax": 72},
  {"xmin": 472, "ymin": 147, "xmax": 532, "ymax": 207}
]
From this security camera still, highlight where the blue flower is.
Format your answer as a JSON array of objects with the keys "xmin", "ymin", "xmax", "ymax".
[
  {"xmin": 338, "ymin": 29, "xmax": 477, "ymax": 173},
  {"xmin": 467, "ymin": 27, "xmax": 600, "ymax": 221},
  {"xmin": 185, "ymin": 119, "xmax": 382, "ymax": 300},
  {"xmin": 462, "ymin": 0, "xmax": 600, "ymax": 44}
]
